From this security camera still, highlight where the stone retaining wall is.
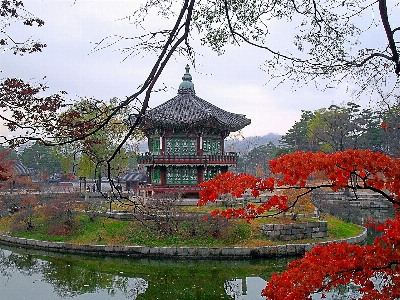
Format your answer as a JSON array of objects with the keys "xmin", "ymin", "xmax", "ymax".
[
  {"xmin": 0, "ymin": 228, "xmax": 367, "ymax": 259},
  {"xmin": 259, "ymin": 221, "xmax": 328, "ymax": 241}
]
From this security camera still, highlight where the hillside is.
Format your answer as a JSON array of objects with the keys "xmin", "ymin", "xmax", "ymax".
[{"xmin": 224, "ymin": 133, "xmax": 281, "ymax": 154}]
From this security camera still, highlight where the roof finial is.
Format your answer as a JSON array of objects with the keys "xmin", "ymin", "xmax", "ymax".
[
  {"xmin": 182, "ymin": 64, "xmax": 192, "ymax": 82},
  {"xmin": 178, "ymin": 64, "xmax": 195, "ymax": 93}
]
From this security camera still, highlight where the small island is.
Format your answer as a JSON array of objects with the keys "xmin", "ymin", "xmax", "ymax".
[{"xmin": 0, "ymin": 191, "xmax": 365, "ymax": 258}]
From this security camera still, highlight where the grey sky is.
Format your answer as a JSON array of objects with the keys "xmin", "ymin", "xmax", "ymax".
[{"xmin": 0, "ymin": 0, "xmax": 386, "ymax": 138}]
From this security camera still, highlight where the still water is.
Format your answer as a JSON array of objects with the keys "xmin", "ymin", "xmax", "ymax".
[{"xmin": 0, "ymin": 245, "xmax": 291, "ymax": 300}]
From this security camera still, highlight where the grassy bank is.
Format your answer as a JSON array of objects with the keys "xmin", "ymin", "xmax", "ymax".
[{"xmin": 0, "ymin": 208, "xmax": 363, "ymax": 247}]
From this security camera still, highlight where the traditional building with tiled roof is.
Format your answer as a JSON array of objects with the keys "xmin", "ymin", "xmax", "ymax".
[{"xmin": 134, "ymin": 65, "xmax": 251, "ymax": 195}]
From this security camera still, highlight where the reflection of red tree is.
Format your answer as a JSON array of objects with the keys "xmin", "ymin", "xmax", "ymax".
[{"xmin": 199, "ymin": 150, "xmax": 400, "ymax": 298}]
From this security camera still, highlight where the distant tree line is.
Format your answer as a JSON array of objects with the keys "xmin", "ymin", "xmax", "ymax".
[
  {"xmin": 280, "ymin": 100, "xmax": 400, "ymax": 155},
  {"xmin": 237, "ymin": 99, "xmax": 400, "ymax": 176}
]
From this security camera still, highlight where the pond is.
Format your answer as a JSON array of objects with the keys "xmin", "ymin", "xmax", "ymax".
[
  {"xmin": 0, "ymin": 245, "xmax": 292, "ymax": 300},
  {"xmin": 0, "ymin": 208, "xmax": 394, "ymax": 299}
]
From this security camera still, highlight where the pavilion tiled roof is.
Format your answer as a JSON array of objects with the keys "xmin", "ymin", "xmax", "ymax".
[
  {"xmin": 13, "ymin": 161, "xmax": 37, "ymax": 176},
  {"xmin": 136, "ymin": 65, "xmax": 251, "ymax": 134}
]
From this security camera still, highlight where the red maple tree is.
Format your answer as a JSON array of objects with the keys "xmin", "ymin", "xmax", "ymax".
[
  {"xmin": 0, "ymin": 149, "xmax": 14, "ymax": 182},
  {"xmin": 199, "ymin": 149, "xmax": 400, "ymax": 299}
]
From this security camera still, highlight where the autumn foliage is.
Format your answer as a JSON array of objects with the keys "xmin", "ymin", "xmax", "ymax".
[
  {"xmin": 262, "ymin": 214, "xmax": 400, "ymax": 299},
  {"xmin": 0, "ymin": 149, "xmax": 13, "ymax": 182},
  {"xmin": 198, "ymin": 149, "xmax": 400, "ymax": 299},
  {"xmin": 199, "ymin": 150, "xmax": 400, "ymax": 219},
  {"xmin": 0, "ymin": 78, "xmax": 68, "ymax": 147}
]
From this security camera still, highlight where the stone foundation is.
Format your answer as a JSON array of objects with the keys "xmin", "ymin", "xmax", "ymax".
[
  {"xmin": 0, "ymin": 227, "xmax": 366, "ymax": 259},
  {"xmin": 259, "ymin": 221, "xmax": 328, "ymax": 241}
]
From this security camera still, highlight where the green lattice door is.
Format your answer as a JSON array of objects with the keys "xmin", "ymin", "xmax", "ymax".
[
  {"xmin": 166, "ymin": 166, "xmax": 198, "ymax": 184},
  {"xmin": 204, "ymin": 167, "xmax": 222, "ymax": 181},
  {"xmin": 151, "ymin": 168, "xmax": 161, "ymax": 184},
  {"xmin": 150, "ymin": 138, "xmax": 160, "ymax": 155},
  {"xmin": 202, "ymin": 139, "xmax": 221, "ymax": 155},
  {"xmin": 166, "ymin": 138, "xmax": 196, "ymax": 155}
]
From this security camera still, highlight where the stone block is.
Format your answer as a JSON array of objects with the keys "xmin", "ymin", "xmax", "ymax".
[
  {"xmin": 319, "ymin": 221, "xmax": 328, "ymax": 228},
  {"xmin": 221, "ymin": 247, "xmax": 235, "ymax": 257},
  {"xmin": 177, "ymin": 247, "xmax": 196, "ymax": 257},
  {"xmin": 285, "ymin": 229, "xmax": 293, "ymax": 235},
  {"xmin": 286, "ymin": 244, "xmax": 297, "ymax": 255},
  {"xmin": 257, "ymin": 246, "xmax": 271, "ymax": 257},
  {"xmin": 140, "ymin": 246, "xmax": 151, "ymax": 255},
  {"xmin": 269, "ymin": 231, "xmax": 280, "ymax": 238},
  {"xmin": 196, "ymin": 247, "xmax": 211, "ymax": 257},
  {"xmin": 281, "ymin": 235, "xmax": 294, "ymax": 241},
  {"xmin": 233, "ymin": 247, "xmax": 251, "ymax": 257},
  {"xmin": 268, "ymin": 246, "xmax": 279, "ymax": 256},
  {"xmin": 125, "ymin": 246, "xmax": 143, "ymax": 255},
  {"xmin": 304, "ymin": 243, "xmax": 314, "ymax": 252},
  {"xmin": 295, "ymin": 244, "xmax": 306, "ymax": 255},
  {"xmin": 47, "ymin": 242, "xmax": 61, "ymax": 249},
  {"xmin": 298, "ymin": 224, "xmax": 307, "ymax": 230},
  {"xmin": 17, "ymin": 237, "xmax": 27, "ymax": 245},
  {"xmin": 312, "ymin": 232, "xmax": 326, "ymax": 238},
  {"xmin": 261, "ymin": 224, "xmax": 274, "ymax": 231},
  {"xmin": 112, "ymin": 245, "xmax": 125, "ymax": 253},
  {"xmin": 149, "ymin": 247, "xmax": 160, "ymax": 255},
  {"xmin": 104, "ymin": 245, "xmax": 114, "ymax": 252},
  {"xmin": 0, "ymin": 235, "xmax": 12, "ymax": 242},
  {"xmin": 291, "ymin": 228, "xmax": 305, "ymax": 235},
  {"xmin": 62, "ymin": 243, "xmax": 74, "ymax": 251},
  {"xmin": 160, "ymin": 247, "xmax": 176, "ymax": 256},
  {"xmin": 79, "ymin": 244, "xmax": 93, "ymax": 252},
  {"xmin": 277, "ymin": 245, "xmax": 287, "ymax": 256},
  {"xmin": 25, "ymin": 239, "xmax": 36, "ymax": 246}
]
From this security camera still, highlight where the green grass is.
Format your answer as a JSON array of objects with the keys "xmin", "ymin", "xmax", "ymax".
[
  {"xmin": 325, "ymin": 215, "xmax": 363, "ymax": 239},
  {"xmin": 0, "ymin": 208, "xmax": 364, "ymax": 248}
]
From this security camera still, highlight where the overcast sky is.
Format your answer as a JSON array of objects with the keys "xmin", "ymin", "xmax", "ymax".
[{"xmin": 0, "ymin": 0, "xmax": 385, "ymax": 138}]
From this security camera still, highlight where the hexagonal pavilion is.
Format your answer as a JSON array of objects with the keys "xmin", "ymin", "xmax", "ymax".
[{"xmin": 135, "ymin": 65, "xmax": 251, "ymax": 195}]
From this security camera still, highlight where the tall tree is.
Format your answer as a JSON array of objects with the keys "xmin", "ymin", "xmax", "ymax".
[
  {"xmin": 280, "ymin": 110, "xmax": 317, "ymax": 152},
  {"xmin": 379, "ymin": 95, "xmax": 400, "ymax": 156},
  {"xmin": 54, "ymin": 97, "xmax": 143, "ymax": 187},
  {"xmin": 308, "ymin": 104, "xmax": 356, "ymax": 152},
  {"xmin": 281, "ymin": 103, "xmax": 385, "ymax": 153},
  {"xmin": 20, "ymin": 143, "xmax": 61, "ymax": 179}
]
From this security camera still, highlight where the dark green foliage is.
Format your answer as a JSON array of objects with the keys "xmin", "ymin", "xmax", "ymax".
[
  {"xmin": 237, "ymin": 141, "xmax": 286, "ymax": 175},
  {"xmin": 20, "ymin": 142, "xmax": 62, "ymax": 178},
  {"xmin": 279, "ymin": 102, "xmax": 399, "ymax": 155}
]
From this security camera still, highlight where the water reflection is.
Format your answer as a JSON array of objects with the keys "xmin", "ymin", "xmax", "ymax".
[
  {"xmin": 0, "ymin": 248, "xmax": 148, "ymax": 299},
  {"xmin": 223, "ymin": 276, "xmax": 365, "ymax": 300},
  {"xmin": 0, "ymin": 245, "xmax": 290, "ymax": 299},
  {"xmin": 40, "ymin": 259, "xmax": 148, "ymax": 298},
  {"xmin": 225, "ymin": 277, "xmax": 266, "ymax": 299}
]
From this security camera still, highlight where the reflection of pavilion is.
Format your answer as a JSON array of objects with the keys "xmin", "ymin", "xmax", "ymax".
[
  {"xmin": 131, "ymin": 65, "xmax": 251, "ymax": 196},
  {"xmin": 224, "ymin": 277, "xmax": 267, "ymax": 300},
  {"xmin": 116, "ymin": 276, "xmax": 148, "ymax": 299}
]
